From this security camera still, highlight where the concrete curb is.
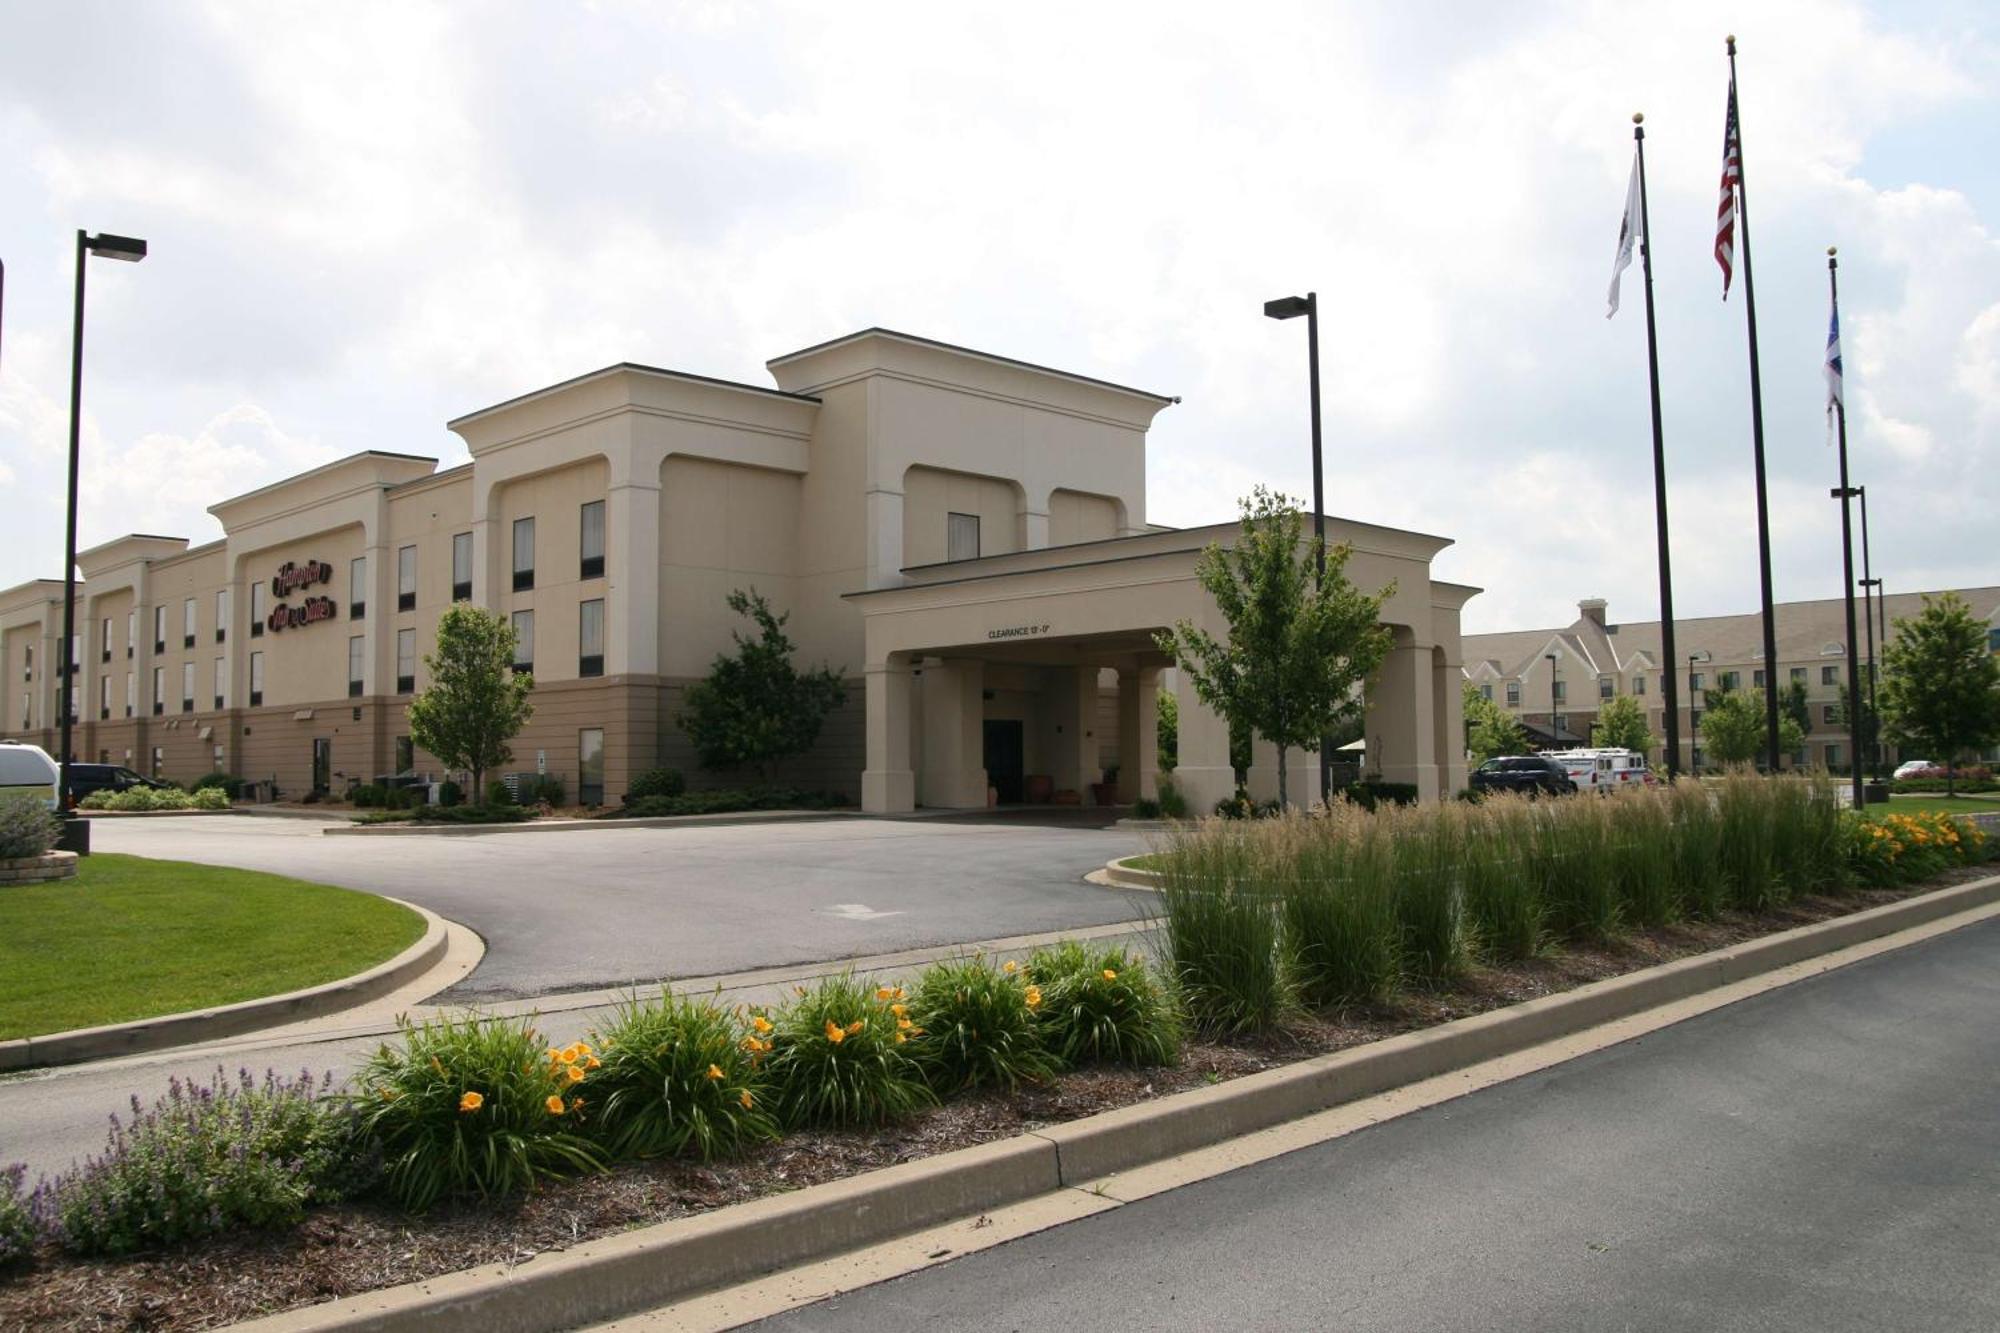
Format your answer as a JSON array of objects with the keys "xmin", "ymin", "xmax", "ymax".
[
  {"xmin": 226, "ymin": 870, "xmax": 2000, "ymax": 1333},
  {"xmin": 322, "ymin": 810, "xmax": 851, "ymax": 837},
  {"xmin": 1100, "ymin": 855, "xmax": 1163, "ymax": 890},
  {"xmin": 79, "ymin": 808, "xmax": 235, "ymax": 818},
  {"xmin": 0, "ymin": 897, "xmax": 451, "ymax": 1071}
]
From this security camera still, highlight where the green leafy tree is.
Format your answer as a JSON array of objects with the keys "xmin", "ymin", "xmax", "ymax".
[
  {"xmin": 1837, "ymin": 681, "xmax": 1881, "ymax": 777},
  {"xmin": 1155, "ymin": 487, "xmax": 1393, "ymax": 809},
  {"xmin": 1156, "ymin": 689, "xmax": 1179, "ymax": 772},
  {"xmin": 680, "ymin": 589, "xmax": 847, "ymax": 783},
  {"xmin": 1699, "ymin": 685, "xmax": 1803, "ymax": 768},
  {"xmin": 1594, "ymin": 692, "xmax": 1655, "ymax": 756},
  {"xmin": 1780, "ymin": 678, "xmax": 1812, "ymax": 741},
  {"xmin": 1879, "ymin": 592, "xmax": 2000, "ymax": 796},
  {"xmin": 1462, "ymin": 681, "xmax": 1527, "ymax": 763},
  {"xmin": 405, "ymin": 605, "xmax": 534, "ymax": 803}
]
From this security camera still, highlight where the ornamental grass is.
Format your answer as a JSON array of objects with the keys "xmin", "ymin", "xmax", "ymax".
[
  {"xmin": 1155, "ymin": 821, "xmax": 1294, "ymax": 1036},
  {"xmin": 1277, "ymin": 804, "xmax": 1402, "ymax": 1004},
  {"xmin": 1024, "ymin": 940, "xmax": 1183, "ymax": 1067},
  {"xmin": 907, "ymin": 956, "xmax": 1061, "ymax": 1094},
  {"xmin": 762, "ymin": 974, "xmax": 934, "ymax": 1129},
  {"xmin": 351, "ymin": 1015, "xmax": 604, "ymax": 1213},
  {"xmin": 584, "ymin": 991, "xmax": 780, "ymax": 1163}
]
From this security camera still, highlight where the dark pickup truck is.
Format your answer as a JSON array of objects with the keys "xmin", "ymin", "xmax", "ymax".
[{"xmin": 1469, "ymin": 755, "xmax": 1577, "ymax": 797}]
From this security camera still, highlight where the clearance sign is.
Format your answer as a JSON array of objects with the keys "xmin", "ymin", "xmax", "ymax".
[{"xmin": 267, "ymin": 559, "xmax": 338, "ymax": 632}]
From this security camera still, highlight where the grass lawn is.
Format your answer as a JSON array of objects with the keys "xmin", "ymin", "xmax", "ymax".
[
  {"xmin": 0, "ymin": 853, "xmax": 424, "ymax": 1040},
  {"xmin": 1875, "ymin": 793, "xmax": 2000, "ymax": 819}
]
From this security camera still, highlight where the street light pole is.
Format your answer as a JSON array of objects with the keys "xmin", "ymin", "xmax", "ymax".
[
  {"xmin": 1546, "ymin": 652, "xmax": 1561, "ymax": 748},
  {"xmin": 1687, "ymin": 650, "xmax": 1710, "ymax": 770},
  {"xmin": 1264, "ymin": 291, "xmax": 1328, "ymax": 805},
  {"xmin": 1858, "ymin": 484, "xmax": 1881, "ymax": 780},
  {"xmin": 59, "ymin": 229, "xmax": 148, "ymax": 819}
]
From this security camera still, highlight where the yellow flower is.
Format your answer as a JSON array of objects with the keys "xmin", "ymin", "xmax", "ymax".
[
  {"xmin": 740, "ymin": 1089, "xmax": 755, "ymax": 1109},
  {"xmin": 429, "ymin": 1056, "xmax": 446, "ymax": 1077},
  {"xmin": 1024, "ymin": 985, "xmax": 1042, "ymax": 1009},
  {"xmin": 875, "ymin": 987, "xmax": 897, "ymax": 1001},
  {"xmin": 586, "ymin": 1055, "xmax": 602, "ymax": 1070},
  {"xmin": 895, "ymin": 1031, "xmax": 908, "ymax": 1044},
  {"xmin": 846, "ymin": 1019, "xmax": 866, "ymax": 1035},
  {"xmin": 458, "ymin": 1090, "xmax": 484, "ymax": 1113},
  {"xmin": 1002, "ymin": 960, "xmax": 1018, "ymax": 974},
  {"xmin": 897, "ymin": 1016, "xmax": 913, "ymax": 1030},
  {"xmin": 566, "ymin": 1064, "xmax": 586, "ymax": 1084},
  {"xmin": 890, "ymin": 1003, "xmax": 908, "ymax": 1018},
  {"xmin": 752, "ymin": 1015, "xmax": 774, "ymax": 1034},
  {"xmin": 706, "ymin": 1063, "xmax": 724, "ymax": 1081},
  {"xmin": 1102, "ymin": 969, "xmax": 1119, "ymax": 981},
  {"xmin": 545, "ymin": 1095, "xmax": 566, "ymax": 1115},
  {"xmin": 559, "ymin": 1044, "xmax": 582, "ymax": 1064},
  {"xmin": 824, "ymin": 1021, "xmax": 846, "ymax": 1044},
  {"xmin": 570, "ymin": 1096, "xmax": 585, "ymax": 1114}
]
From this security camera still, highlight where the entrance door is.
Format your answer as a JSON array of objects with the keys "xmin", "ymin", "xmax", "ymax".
[
  {"xmin": 311, "ymin": 738, "xmax": 331, "ymax": 794},
  {"xmin": 983, "ymin": 719, "xmax": 1024, "ymax": 804}
]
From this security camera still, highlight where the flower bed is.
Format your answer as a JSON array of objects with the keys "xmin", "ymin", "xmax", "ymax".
[{"xmin": 77, "ymin": 787, "xmax": 230, "ymax": 813}]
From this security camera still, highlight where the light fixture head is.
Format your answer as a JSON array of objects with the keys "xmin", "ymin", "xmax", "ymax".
[
  {"xmin": 86, "ymin": 233, "xmax": 147, "ymax": 262},
  {"xmin": 1263, "ymin": 295, "xmax": 1310, "ymax": 321}
]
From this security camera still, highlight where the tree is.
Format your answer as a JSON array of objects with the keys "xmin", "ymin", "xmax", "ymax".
[
  {"xmin": 680, "ymin": 588, "xmax": 847, "ymax": 782},
  {"xmin": 1594, "ymin": 692, "xmax": 1655, "ymax": 756},
  {"xmin": 405, "ymin": 605, "xmax": 534, "ymax": 803},
  {"xmin": 1699, "ymin": 685, "xmax": 1803, "ymax": 768},
  {"xmin": 1155, "ymin": 487, "xmax": 1393, "ymax": 809},
  {"xmin": 1156, "ymin": 689, "xmax": 1179, "ymax": 772},
  {"xmin": 1463, "ymin": 681, "xmax": 1528, "ymax": 763},
  {"xmin": 1837, "ymin": 680, "xmax": 1881, "ymax": 777},
  {"xmin": 1879, "ymin": 592, "xmax": 2000, "ymax": 796},
  {"xmin": 1780, "ymin": 678, "xmax": 1812, "ymax": 743}
]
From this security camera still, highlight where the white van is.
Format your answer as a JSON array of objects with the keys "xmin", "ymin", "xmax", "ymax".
[
  {"xmin": 1545, "ymin": 747, "xmax": 1653, "ymax": 793},
  {"xmin": 0, "ymin": 740, "xmax": 61, "ymax": 810}
]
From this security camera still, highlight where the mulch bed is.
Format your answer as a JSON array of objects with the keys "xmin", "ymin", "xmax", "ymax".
[{"xmin": 2, "ymin": 866, "xmax": 1992, "ymax": 1333}]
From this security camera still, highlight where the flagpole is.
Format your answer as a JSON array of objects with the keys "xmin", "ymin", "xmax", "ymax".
[
  {"xmin": 1727, "ymin": 34, "xmax": 1784, "ymax": 771},
  {"xmin": 1827, "ymin": 248, "xmax": 1864, "ymax": 811},
  {"xmin": 1633, "ymin": 114, "xmax": 1682, "ymax": 778}
]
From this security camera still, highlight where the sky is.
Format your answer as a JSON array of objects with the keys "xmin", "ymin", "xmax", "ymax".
[{"xmin": 0, "ymin": 0, "xmax": 1994, "ymax": 635}]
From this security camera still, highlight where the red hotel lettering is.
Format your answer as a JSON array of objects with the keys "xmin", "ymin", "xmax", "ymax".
[
  {"xmin": 267, "ymin": 596, "xmax": 338, "ymax": 632},
  {"xmin": 271, "ymin": 560, "xmax": 333, "ymax": 597}
]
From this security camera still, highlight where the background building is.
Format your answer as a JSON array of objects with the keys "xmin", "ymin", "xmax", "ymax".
[{"xmin": 1463, "ymin": 590, "xmax": 2000, "ymax": 770}]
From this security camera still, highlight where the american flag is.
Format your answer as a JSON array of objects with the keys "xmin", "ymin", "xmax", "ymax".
[{"xmin": 1716, "ymin": 82, "xmax": 1742, "ymax": 298}]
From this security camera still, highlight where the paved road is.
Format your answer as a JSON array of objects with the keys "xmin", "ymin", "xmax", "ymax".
[
  {"xmin": 756, "ymin": 914, "xmax": 2000, "ymax": 1332},
  {"xmin": 88, "ymin": 811, "xmax": 1151, "ymax": 999}
]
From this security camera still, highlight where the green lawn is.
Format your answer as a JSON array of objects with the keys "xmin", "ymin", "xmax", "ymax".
[
  {"xmin": 0, "ymin": 854, "xmax": 425, "ymax": 1040},
  {"xmin": 1875, "ymin": 793, "xmax": 2000, "ymax": 819}
]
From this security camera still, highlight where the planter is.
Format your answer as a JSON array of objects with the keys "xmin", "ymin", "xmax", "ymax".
[
  {"xmin": 1089, "ymin": 782, "xmax": 1117, "ymax": 807},
  {"xmin": 1864, "ymin": 782, "xmax": 1891, "ymax": 805},
  {"xmin": 1051, "ymin": 788, "xmax": 1082, "ymax": 806},
  {"xmin": 1024, "ymin": 774, "xmax": 1054, "ymax": 804},
  {"xmin": 0, "ymin": 850, "xmax": 79, "ymax": 886}
]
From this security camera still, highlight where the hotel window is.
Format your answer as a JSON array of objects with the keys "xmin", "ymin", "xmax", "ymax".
[
  {"xmin": 1690, "ymin": 707, "xmax": 1704, "ymax": 728},
  {"xmin": 348, "ymin": 636, "xmax": 365, "ymax": 698},
  {"xmin": 512, "ymin": 517, "xmax": 536, "ymax": 591},
  {"xmin": 1822, "ymin": 665, "xmax": 1839, "ymax": 685},
  {"xmin": 183, "ymin": 597, "xmax": 197, "ymax": 649},
  {"xmin": 1826, "ymin": 743, "xmax": 1843, "ymax": 769},
  {"xmin": 580, "ymin": 500, "xmax": 606, "ymax": 580},
  {"xmin": 1719, "ymin": 670, "xmax": 1740, "ymax": 691},
  {"xmin": 1690, "ymin": 672, "xmax": 1705, "ymax": 691},
  {"xmin": 124, "ymin": 672, "xmax": 134, "ymax": 718},
  {"xmin": 397, "ymin": 545, "xmax": 417, "ymax": 611},
  {"xmin": 154, "ymin": 605, "xmax": 167, "ymax": 654},
  {"xmin": 578, "ymin": 599, "xmax": 604, "ymax": 677},
  {"xmin": 249, "ymin": 651, "xmax": 264, "ymax": 707},
  {"xmin": 126, "ymin": 609, "xmax": 135, "ymax": 658},
  {"xmin": 1598, "ymin": 675, "xmax": 1614, "ymax": 700},
  {"xmin": 214, "ymin": 657, "xmax": 227, "ymax": 710},
  {"xmin": 1753, "ymin": 668, "xmax": 1766, "ymax": 688},
  {"xmin": 98, "ymin": 675, "xmax": 110, "ymax": 721},
  {"xmin": 511, "ymin": 610, "xmax": 534, "ymax": 676},
  {"xmin": 1552, "ymin": 680, "xmax": 1566, "ymax": 704},
  {"xmin": 69, "ymin": 633, "xmax": 80, "ymax": 678},
  {"xmin": 1823, "ymin": 703, "xmax": 1840, "ymax": 725},
  {"xmin": 19, "ymin": 692, "xmax": 28, "ymax": 729},
  {"xmin": 19, "ymin": 645, "xmax": 29, "ymax": 682},
  {"xmin": 578, "ymin": 727, "xmax": 605, "ymax": 806},
  {"xmin": 452, "ymin": 532, "xmax": 473, "ymax": 601},
  {"xmin": 181, "ymin": 662, "xmax": 195, "ymax": 712},
  {"xmin": 396, "ymin": 629, "xmax": 416, "ymax": 694},
  {"xmin": 947, "ymin": 511, "xmax": 980, "ymax": 562},
  {"xmin": 1478, "ymin": 683, "xmax": 1492, "ymax": 702},
  {"xmin": 1505, "ymin": 681, "xmax": 1520, "ymax": 707},
  {"xmin": 395, "ymin": 735, "xmax": 414, "ymax": 774},
  {"xmin": 100, "ymin": 616, "xmax": 112, "ymax": 663},
  {"xmin": 1790, "ymin": 666, "xmax": 1806, "ymax": 683},
  {"xmin": 1633, "ymin": 675, "xmax": 1646, "ymax": 695},
  {"xmin": 1691, "ymin": 746, "xmax": 1705, "ymax": 770},
  {"xmin": 250, "ymin": 583, "xmax": 266, "ymax": 636},
  {"xmin": 350, "ymin": 556, "xmax": 368, "ymax": 620},
  {"xmin": 150, "ymin": 746, "xmax": 164, "ymax": 778},
  {"xmin": 215, "ymin": 589, "xmax": 229, "ymax": 643},
  {"xmin": 151, "ymin": 667, "xmax": 165, "ymax": 715}
]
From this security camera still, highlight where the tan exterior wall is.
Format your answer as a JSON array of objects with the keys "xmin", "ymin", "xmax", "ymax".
[
  {"xmin": 488, "ymin": 461, "xmax": 598, "ymax": 685},
  {"xmin": 659, "ymin": 455, "xmax": 801, "ymax": 679},
  {"xmin": 1050, "ymin": 490, "xmax": 1121, "ymax": 546},
  {"xmin": 902, "ymin": 466, "xmax": 1022, "ymax": 567}
]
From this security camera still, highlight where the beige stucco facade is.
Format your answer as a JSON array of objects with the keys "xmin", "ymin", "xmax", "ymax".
[{"xmin": 4, "ymin": 328, "xmax": 1475, "ymax": 809}]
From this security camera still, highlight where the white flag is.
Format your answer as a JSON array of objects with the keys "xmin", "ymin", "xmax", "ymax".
[{"xmin": 1607, "ymin": 149, "xmax": 1643, "ymax": 318}]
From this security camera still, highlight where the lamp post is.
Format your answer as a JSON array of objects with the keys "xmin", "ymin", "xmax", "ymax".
[
  {"xmin": 1858, "ymin": 484, "xmax": 1881, "ymax": 780},
  {"xmin": 1546, "ymin": 652, "xmax": 1562, "ymax": 748},
  {"xmin": 1264, "ymin": 291, "xmax": 1328, "ymax": 804},
  {"xmin": 1687, "ymin": 650, "xmax": 1711, "ymax": 770},
  {"xmin": 59, "ymin": 230, "xmax": 148, "ymax": 826}
]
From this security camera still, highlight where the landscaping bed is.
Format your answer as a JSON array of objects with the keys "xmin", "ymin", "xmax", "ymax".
[{"xmin": 1, "ymin": 852, "xmax": 1991, "ymax": 1332}]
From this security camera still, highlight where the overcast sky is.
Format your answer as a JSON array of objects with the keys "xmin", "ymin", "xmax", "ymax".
[{"xmin": 1, "ymin": 0, "xmax": 1993, "ymax": 634}]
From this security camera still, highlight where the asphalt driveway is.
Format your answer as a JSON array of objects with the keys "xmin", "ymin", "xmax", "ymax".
[{"xmin": 86, "ymin": 812, "xmax": 1154, "ymax": 1000}]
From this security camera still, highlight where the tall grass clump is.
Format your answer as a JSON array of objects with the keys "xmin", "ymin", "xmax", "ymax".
[
  {"xmin": 763, "ymin": 974, "xmax": 934, "ymax": 1129},
  {"xmin": 1716, "ymin": 769, "xmax": 1782, "ymax": 910},
  {"xmin": 1767, "ymin": 772, "xmax": 1845, "ymax": 895},
  {"xmin": 1385, "ymin": 801, "xmax": 1469, "ymax": 981},
  {"xmin": 907, "ymin": 956, "xmax": 1061, "ymax": 1093},
  {"xmin": 1667, "ymin": 778, "xmax": 1727, "ymax": 917},
  {"xmin": 1278, "ymin": 807, "xmax": 1401, "ymax": 1004},
  {"xmin": 1537, "ymin": 795, "xmax": 1620, "ymax": 939},
  {"xmin": 585, "ymin": 991, "xmax": 780, "ymax": 1162},
  {"xmin": 352, "ymin": 1015, "xmax": 604, "ymax": 1213},
  {"xmin": 1459, "ymin": 795, "xmax": 1543, "ymax": 960},
  {"xmin": 1609, "ymin": 789, "xmax": 1680, "ymax": 928},
  {"xmin": 1025, "ymin": 941, "xmax": 1182, "ymax": 1066},
  {"xmin": 1155, "ymin": 820, "xmax": 1292, "ymax": 1035}
]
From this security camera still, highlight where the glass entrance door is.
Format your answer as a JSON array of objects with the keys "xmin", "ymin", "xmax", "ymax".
[{"xmin": 311, "ymin": 738, "xmax": 332, "ymax": 794}]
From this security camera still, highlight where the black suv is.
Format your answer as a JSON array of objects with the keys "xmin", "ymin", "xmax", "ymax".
[
  {"xmin": 65, "ymin": 764, "xmax": 173, "ymax": 804},
  {"xmin": 1469, "ymin": 755, "xmax": 1577, "ymax": 797}
]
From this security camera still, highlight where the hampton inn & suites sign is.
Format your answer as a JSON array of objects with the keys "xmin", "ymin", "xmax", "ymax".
[{"xmin": 267, "ymin": 559, "xmax": 338, "ymax": 632}]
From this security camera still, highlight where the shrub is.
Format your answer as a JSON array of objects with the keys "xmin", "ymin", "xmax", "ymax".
[
  {"xmin": 762, "ymin": 975, "xmax": 933, "ymax": 1129},
  {"xmin": 1849, "ymin": 810, "xmax": 1989, "ymax": 886},
  {"xmin": 350, "ymin": 783, "xmax": 386, "ymax": 809},
  {"xmin": 585, "ymin": 992, "xmax": 780, "ymax": 1162},
  {"xmin": 1156, "ymin": 821, "xmax": 1292, "ymax": 1035},
  {"xmin": 191, "ymin": 771, "xmax": 242, "ymax": 800},
  {"xmin": 907, "ymin": 957, "xmax": 1060, "ymax": 1093},
  {"xmin": 1025, "ymin": 941, "xmax": 1181, "ymax": 1066},
  {"xmin": 529, "ymin": 775, "xmax": 565, "ymax": 806},
  {"xmin": 0, "ymin": 794, "xmax": 60, "ymax": 859},
  {"xmin": 1537, "ymin": 794, "xmax": 1620, "ymax": 939},
  {"xmin": 1716, "ymin": 769, "xmax": 1782, "ymax": 910},
  {"xmin": 1609, "ymin": 789, "xmax": 1680, "ymax": 928},
  {"xmin": 1155, "ymin": 777, "xmax": 1189, "ymax": 820},
  {"xmin": 627, "ymin": 768, "xmax": 686, "ymax": 802},
  {"xmin": 1280, "ymin": 807, "xmax": 1402, "ymax": 1002},
  {"xmin": 614, "ymin": 788, "xmax": 848, "ymax": 819},
  {"xmin": 351, "ymin": 1016, "xmax": 605, "ymax": 1212},
  {"xmin": 1386, "ymin": 801, "xmax": 1469, "ymax": 980},
  {"xmin": 1133, "ymin": 797, "xmax": 1164, "ymax": 819},
  {"xmin": 190, "ymin": 786, "xmax": 231, "ymax": 811},
  {"xmin": 1339, "ymin": 781, "xmax": 1420, "ymax": 811},
  {"xmin": 0, "ymin": 1163, "xmax": 38, "ymax": 1268},
  {"xmin": 437, "ymin": 780, "xmax": 464, "ymax": 808},
  {"xmin": 81, "ymin": 786, "xmax": 198, "ymax": 812},
  {"xmin": 44, "ymin": 1068, "xmax": 366, "ymax": 1257},
  {"xmin": 485, "ymin": 779, "xmax": 515, "ymax": 808},
  {"xmin": 412, "ymin": 804, "xmax": 533, "ymax": 824},
  {"xmin": 1459, "ymin": 795, "xmax": 1543, "ymax": 961}
]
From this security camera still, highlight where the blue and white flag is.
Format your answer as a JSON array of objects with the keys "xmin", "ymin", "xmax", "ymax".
[
  {"xmin": 1824, "ymin": 297, "xmax": 1844, "ymax": 431},
  {"xmin": 1607, "ymin": 149, "xmax": 1642, "ymax": 318}
]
